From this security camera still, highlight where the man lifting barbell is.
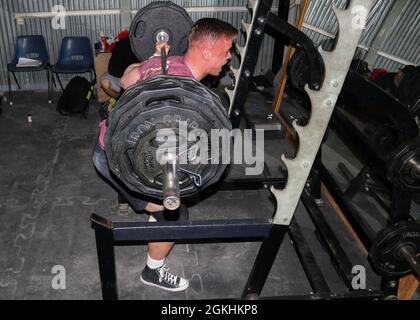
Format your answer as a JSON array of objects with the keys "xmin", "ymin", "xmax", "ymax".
[{"xmin": 92, "ymin": 17, "xmax": 237, "ymax": 292}]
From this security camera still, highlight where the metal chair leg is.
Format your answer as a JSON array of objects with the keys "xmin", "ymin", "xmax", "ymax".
[
  {"xmin": 56, "ymin": 74, "xmax": 64, "ymax": 91},
  {"xmin": 47, "ymin": 69, "xmax": 52, "ymax": 104},
  {"xmin": 11, "ymin": 72, "xmax": 21, "ymax": 89},
  {"xmin": 51, "ymin": 72, "xmax": 57, "ymax": 89},
  {"xmin": 7, "ymin": 72, "xmax": 13, "ymax": 106}
]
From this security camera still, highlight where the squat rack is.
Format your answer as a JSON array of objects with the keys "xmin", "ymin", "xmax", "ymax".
[{"xmin": 91, "ymin": 0, "xmax": 381, "ymax": 300}]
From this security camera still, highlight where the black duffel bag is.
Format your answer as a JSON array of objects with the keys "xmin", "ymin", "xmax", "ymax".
[{"xmin": 56, "ymin": 76, "xmax": 94, "ymax": 117}]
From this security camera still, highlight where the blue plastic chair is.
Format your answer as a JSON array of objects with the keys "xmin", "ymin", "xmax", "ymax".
[
  {"xmin": 51, "ymin": 37, "xmax": 96, "ymax": 91},
  {"xmin": 7, "ymin": 35, "xmax": 52, "ymax": 105}
]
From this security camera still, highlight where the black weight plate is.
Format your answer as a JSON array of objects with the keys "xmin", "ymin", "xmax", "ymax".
[
  {"xmin": 130, "ymin": 1, "xmax": 193, "ymax": 61},
  {"xmin": 105, "ymin": 75, "xmax": 232, "ymax": 199},
  {"xmin": 387, "ymin": 137, "xmax": 420, "ymax": 192},
  {"xmin": 369, "ymin": 221, "xmax": 420, "ymax": 277}
]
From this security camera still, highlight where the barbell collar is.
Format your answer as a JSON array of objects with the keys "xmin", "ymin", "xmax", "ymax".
[
  {"xmin": 156, "ymin": 30, "xmax": 170, "ymax": 43},
  {"xmin": 162, "ymin": 156, "xmax": 181, "ymax": 211}
]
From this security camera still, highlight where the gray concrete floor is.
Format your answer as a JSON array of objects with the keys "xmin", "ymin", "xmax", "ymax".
[{"xmin": 0, "ymin": 90, "xmax": 396, "ymax": 300}]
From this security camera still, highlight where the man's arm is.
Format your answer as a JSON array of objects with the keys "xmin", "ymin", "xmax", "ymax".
[
  {"xmin": 121, "ymin": 42, "xmax": 170, "ymax": 89},
  {"xmin": 121, "ymin": 62, "xmax": 143, "ymax": 89}
]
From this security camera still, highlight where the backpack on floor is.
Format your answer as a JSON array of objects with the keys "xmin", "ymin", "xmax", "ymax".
[{"xmin": 56, "ymin": 76, "xmax": 95, "ymax": 117}]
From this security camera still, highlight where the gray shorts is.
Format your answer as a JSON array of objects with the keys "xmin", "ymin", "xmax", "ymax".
[{"xmin": 100, "ymin": 72, "xmax": 121, "ymax": 92}]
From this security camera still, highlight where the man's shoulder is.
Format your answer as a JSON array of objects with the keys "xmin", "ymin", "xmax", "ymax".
[
  {"xmin": 139, "ymin": 56, "xmax": 161, "ymax": 70},
  {"xmin": 167, "ymin": 56, "xmax": 193, "ymax": 77},
  {"xmin": 167, "ymin": 55, "xmax": 184, "ymax": 62},
  {"xmin": 142, "ymin": 55, "xmax": 183, "ymax": 65},
  {"xmin": 137, "ymin": 55, "xmax": 193, "ymax": 81}
]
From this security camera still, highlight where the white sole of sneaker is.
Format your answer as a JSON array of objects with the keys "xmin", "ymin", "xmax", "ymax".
[{"xmin": 140, "ymin": 275, "xmax": 189, "ymax": 292}]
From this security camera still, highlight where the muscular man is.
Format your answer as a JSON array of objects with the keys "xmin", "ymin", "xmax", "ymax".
[{"xmin": 93, "ymin": 18, "xmax": 237, "ymax": 292}]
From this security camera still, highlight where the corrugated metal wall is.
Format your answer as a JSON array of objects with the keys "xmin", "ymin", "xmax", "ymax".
[
  {"xmin": 0, "ymin": 0, "xmax": 121, "ymax": 92},
  {"xmin": 0, "ymin": 0, "xmax": 419, "ymax": 92},
  {"xmin": 302, "ymin": 0, "xmax": 395, "ymax": 47},
  {"xmin": 303, "ymin": 0, "xmax": 347, "ymax": 46},
  {"xmin": 302, "ymin": 0, "xmax": 396, "ymax": 59},
  {"xmin": 353, "ymin": 0, "xmax": 396, "ymax": 61},
  {"xmin": 0, "ymin": 1, "xmax": 18, "ymax": 92},
  {"xmin": 301, "ymin": 0, "xmax": 419, "ymax": 71},
  {"xmin": 373, "ymin": 0, "xmax": 420, "ymax": 70},
  {"xmin": 359, "ymin": 0, "xmax": 395, "ymax": 47}
]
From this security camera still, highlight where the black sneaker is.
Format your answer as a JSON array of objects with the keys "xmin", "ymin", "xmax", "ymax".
[{"xmin": 140, "ymin": 264, "xmax": 189, "ymax": 292}]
